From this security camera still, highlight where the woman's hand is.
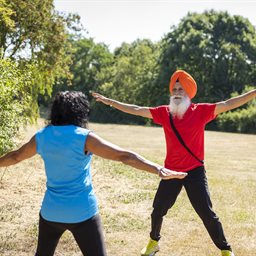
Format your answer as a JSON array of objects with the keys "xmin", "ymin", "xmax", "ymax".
[{"xmin": 158, "ymin": 167, "xmax": 187, "ymax": 180}]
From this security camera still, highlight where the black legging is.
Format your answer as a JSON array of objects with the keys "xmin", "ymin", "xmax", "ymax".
[
  {"xmin": 150, "ymin": 166, "xmax": 232, "ymax": 251},
  {"xmin": 35, "ymin": 213, "xmax": 107, "ymax": 256}
]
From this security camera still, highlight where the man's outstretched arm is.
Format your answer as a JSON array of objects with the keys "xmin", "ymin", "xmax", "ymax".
[
  {"xmin": 214, "ymin": 89, "xmax": 256, "ymax": 115},
  {"xmin": 92, "ymin": 92, "xmax": 153, "ymax": 119}
]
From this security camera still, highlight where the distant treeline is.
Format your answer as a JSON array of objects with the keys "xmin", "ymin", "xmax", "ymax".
[{"xmin": 1, "ymin": 0, "xmax": 255, "ymax": 153}]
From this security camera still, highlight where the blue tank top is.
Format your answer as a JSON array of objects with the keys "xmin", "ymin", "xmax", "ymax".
[{"xmin": 35, "ymin": 125, "xmax": 98, "ymax": 223}]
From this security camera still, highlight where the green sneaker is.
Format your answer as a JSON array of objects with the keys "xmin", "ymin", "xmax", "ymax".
[
  {"xmin": 221, "ymin": 250, "xmax": 235, "ymax": 256},
  {"xmin": 141, "ymin": 238, "xmax": 160, "ymax": 256}
]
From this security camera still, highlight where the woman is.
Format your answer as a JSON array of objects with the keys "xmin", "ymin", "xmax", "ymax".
[{"xmin": 0, "ymin": 91, "xmax": 187, "ymax": 256}]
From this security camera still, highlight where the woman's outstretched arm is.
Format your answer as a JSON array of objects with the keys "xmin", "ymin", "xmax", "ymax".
[
  {"xmin": 0, "ymin": 136, "xmax": 36, "ymax": 167},
  {"xmin": 85, "ymin": 132, "xmax": 187, "ymax": 180}
]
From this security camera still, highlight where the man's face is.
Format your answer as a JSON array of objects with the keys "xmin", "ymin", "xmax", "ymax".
[
  {"xmin": 171, "ymin": 82, "xmax": 187, "ymax": 105},
  {"xmin": 169, "ymin": 82, "xmax": 191, "ymax": 119}
]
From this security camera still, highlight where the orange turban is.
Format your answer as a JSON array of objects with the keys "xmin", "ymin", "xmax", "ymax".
[{"xmin": 169, "ymin": 70, "xmax": 197, "ymax": 99}]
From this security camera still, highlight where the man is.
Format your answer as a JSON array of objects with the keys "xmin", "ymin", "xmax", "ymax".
[{"xmin": 92, "ymin": 70, "xmax": 256, "ymax": 256}]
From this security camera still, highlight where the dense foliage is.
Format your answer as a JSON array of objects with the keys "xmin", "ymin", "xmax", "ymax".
[
  {"xmin": 1, "ymin": 0, "xmax": 81, "ymax": 93},
  {"xmin": 0, "ymin": 0, "xmax": 81, "ymax": 152},
  {"xmin": 154, "ymin": 10, "xmax": 256, "ymax": 105},
  {"xmin": 0, "ymin": 59, "xmax": 34, "ymax": 154},
  {"xmin": 216, "ymin": 86, "xmax": 256, "ymax": 133},
  {"xmin": 90, "ymin": 39, "xmax": 161, "ymax": 124}
]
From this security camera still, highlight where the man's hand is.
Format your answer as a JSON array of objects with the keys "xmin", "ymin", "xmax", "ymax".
[
  {"xmin": 91, "ymin": 92, "xmax": 112, "ymax": 106},
  {"xmin": 91, "ymin": 92, "xmax": 153, "ymax": 118},
  {"xmin": 158, "ymin": 167, "xmax": 187, "ymax": 180}
]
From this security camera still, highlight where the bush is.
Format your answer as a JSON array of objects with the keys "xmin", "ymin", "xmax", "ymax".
[
  {"xmin": 216, "ymin": 86, "xmax": 256, "ymax": 134},
  {"xmin": 217, "ymin": 105, "xmax": 256, "ymax": 134},
  {"xmin": 0, "ymin": 59, "xmax": 34, "ymax": 154}
]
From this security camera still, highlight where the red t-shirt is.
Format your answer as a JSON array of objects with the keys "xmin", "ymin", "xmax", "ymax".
[{"xmin": 150, "ymin": 103, "xmax": 217, "ymax": 172}]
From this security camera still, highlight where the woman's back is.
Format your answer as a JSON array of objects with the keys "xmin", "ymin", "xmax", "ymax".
[{"xmin": 36, "ymin": 125, "xmax": 98, "ymax": 223}]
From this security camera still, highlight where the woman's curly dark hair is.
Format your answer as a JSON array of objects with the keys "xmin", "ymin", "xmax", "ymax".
[{"xmin": 49, "ymin": 91, "xmax": 90, "ymax": 128}]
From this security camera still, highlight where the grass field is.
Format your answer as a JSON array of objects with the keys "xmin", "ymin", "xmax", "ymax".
[{"xmin": 0, "ymin": 121, "xmax": 255, "ymax": 256}]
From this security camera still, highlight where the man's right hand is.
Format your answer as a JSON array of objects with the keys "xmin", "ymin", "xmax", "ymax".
[
  {"xmin": 91, "ymin": 92, "xmax": 153, "ymax": 119},
  {"xmin": 91, "ymin": 92, "xmax": 112, "ymax": 106}
]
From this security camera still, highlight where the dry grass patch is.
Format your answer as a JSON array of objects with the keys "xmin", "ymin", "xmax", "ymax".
[{"xmin": 0, "ymin": 122, "xmax": 255, "ymax": 255}]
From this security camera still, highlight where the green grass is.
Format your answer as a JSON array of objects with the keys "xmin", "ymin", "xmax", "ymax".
[{"xmin": 0, "ymin": 121, "xmax": 255, "ymax": 255}]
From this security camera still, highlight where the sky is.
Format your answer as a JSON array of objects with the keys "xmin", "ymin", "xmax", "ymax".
[{"xmin": 54, "ymin": 0, "xmax": 256, "ymax": 51}]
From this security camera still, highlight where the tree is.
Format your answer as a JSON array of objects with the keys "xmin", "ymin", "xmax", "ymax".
[
  {"xmin": 0, "ymin": 0, "xmax": 81, "ymax": 98},
  {"xmin": 69, "ymin": 38, "xmax": 114, "ymax": 95},
  {"xmin": 0, "ymin": 59, "xmax": 34, "ymax": 154},
  {"xmin": 0, "ymin": 0, "xmax": 82, "ymax": 152},
  {"xmin": 0, "ymin": 0, "xmax": 14, "ymax": 49},
  {"xmin": 44, "ymin": 37, "xmax": 114, "ymax": 103},
  {"xmin": 110, "ymin": 39, "xmax": 160, "ymax": 106},
  {"xmin": 92, "ymin": 39, "xmax": 160, "ymax": 124},
  {"xmin": 154, "ymin": 10, "xmax": 256, "ymax": 105}
]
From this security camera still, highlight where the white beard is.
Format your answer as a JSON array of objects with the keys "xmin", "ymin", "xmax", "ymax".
[{"xmin": 168, "ymin": 96, "xmax": 191, "ymax": 119}]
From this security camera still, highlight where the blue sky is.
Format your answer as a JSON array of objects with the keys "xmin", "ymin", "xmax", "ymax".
[{"xmin": 54, "ymin": 0, "xmax": 256, "ymax": 51}]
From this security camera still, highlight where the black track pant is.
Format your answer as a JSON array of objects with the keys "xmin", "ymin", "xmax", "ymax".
[
  {"xmin": 150, "ymin": 166, "xmax": 232, "ymax": 251},
  {"xmin": 35, "ymin": 213, "xmax": 107, "ymax": 256}
]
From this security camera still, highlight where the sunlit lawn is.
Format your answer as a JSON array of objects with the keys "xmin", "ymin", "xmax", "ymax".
[{"xmin": 0, "ymin": 121, "xmax": 255, "ymax": 255}]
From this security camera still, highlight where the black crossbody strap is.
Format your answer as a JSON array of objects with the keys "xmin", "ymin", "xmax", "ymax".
[{"xmin": 169, "ymin": 114, "xmax": 204, "ymax": 164}]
